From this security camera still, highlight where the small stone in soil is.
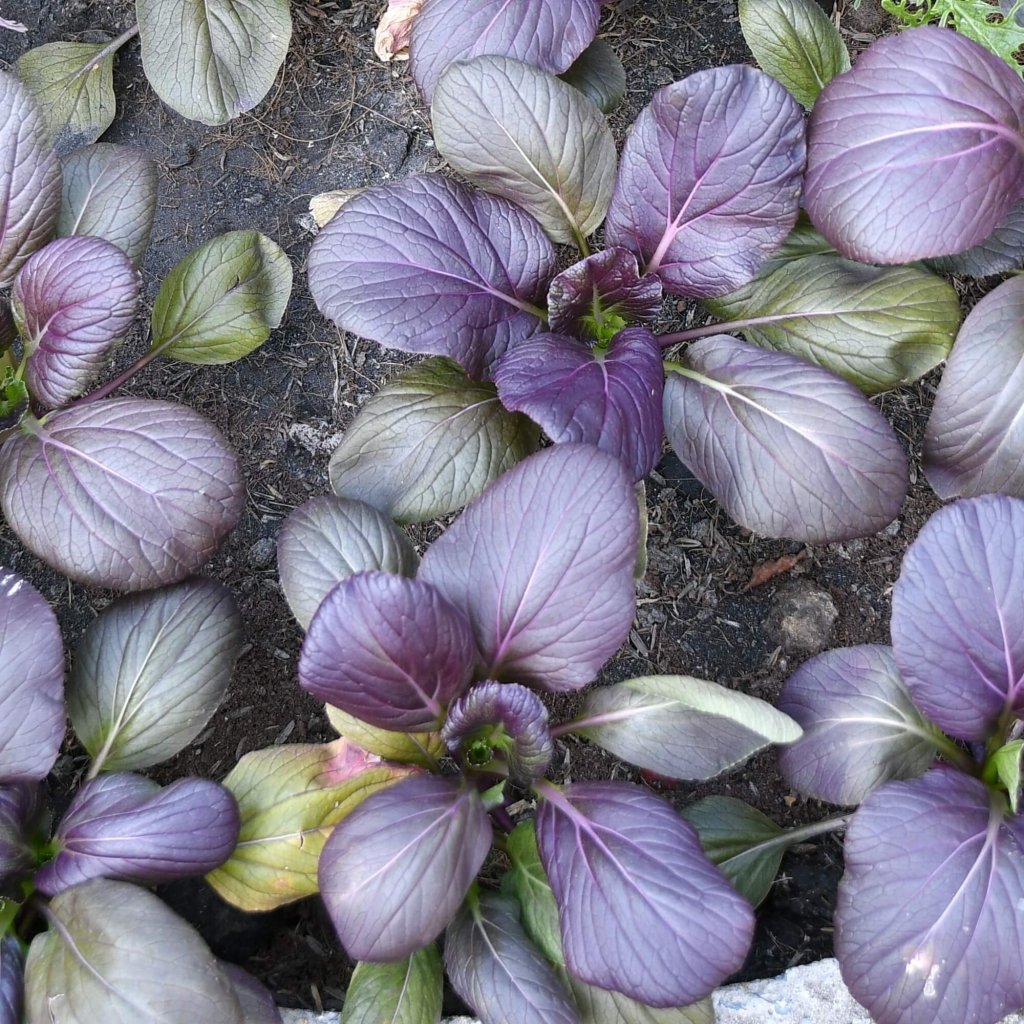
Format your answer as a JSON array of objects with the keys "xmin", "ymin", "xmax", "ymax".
[
  {"xmin": 768, "ymin": 582, "xmax": 838, "ymax": 656},
  {"xmin": 248, "ymin": 538, "xmax": 277, "ymax": 568}
]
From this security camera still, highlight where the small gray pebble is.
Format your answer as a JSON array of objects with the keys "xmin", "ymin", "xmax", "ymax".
[{"xmin": 248, "ymin": 538, "xmax": 276, "ymax": 568}]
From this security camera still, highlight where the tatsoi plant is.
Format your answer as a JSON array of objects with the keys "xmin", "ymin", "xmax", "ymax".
[
  {"xmin": 770, "ymin": 495, "xmax": 1024, "ymax": 1024},
  {"xmin": 0, "ymin": 73, "xmax": 292, "ymax": 591},
  {"xmin": 0, "ymin": 568, "xmax": 285, "ymax": 1023},
  {"xmin": 307, "ymin": 21, "xmax": 1024, "ymax": 547},
  {"xmin": 12, "ymin": 0, "xmax": 290, "ymax": 143},
  {"xmin": 210, "ymin": 444, "xmax": 806, "ymax": 1021}
]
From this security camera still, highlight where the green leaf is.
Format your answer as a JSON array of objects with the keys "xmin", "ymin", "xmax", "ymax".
[
  {"xmin": 340, "ymin": 947, "xmax": 443, "ymax": 1024},
  {"xmin": 559, "ymin": 38, "xmax": 627, "ymax": 114},
  {"xmin": 507, "ymin": 822, "xmax": 564, "ymax": 966},
  {"xmin": 325, "ymin": 704, "xmax": 446, "ymax": 769},
  {"xmin": 704, "ymin": 254, "xmax": 961, "ymax": 393},
  {"xmin": 136, "ymin": 0, "xmax": 292, "ymax": 125},
  {"xmin": 206, "ymin": 739, "xmax": 416, "ymax": 911},
  {"xmin": 984, "ymin": 739, "xmax": 1024, "ymax": 813},
  {"xmin": 739, "ymin": 0, "xmax": 850, "ymax": 109},
  {"xmin": 15, "ymin": 42, "xmax": 116, "ymax": 153},
  {"xmin": 329, "ymin": 357, "xmax": 540, "ymax": 524},
  {"xmin": 150, "ymin": 230, "xmax": 292, "ymax": 364},
  {"xmin": 0, "ymin": 370, "xmax": 28, "ymax": 430},
  {"xmin": 681, "ymin": 796, "xmax": 793, "ymax": 908},
  {"xmin": 570, "ymin": 979, "xmax": 714, "ymax": 1024}
]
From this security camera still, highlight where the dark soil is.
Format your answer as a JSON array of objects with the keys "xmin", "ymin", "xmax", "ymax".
[{"xmin": 0, "ymin": 0, "xmax": 932, "ymax": 1013}]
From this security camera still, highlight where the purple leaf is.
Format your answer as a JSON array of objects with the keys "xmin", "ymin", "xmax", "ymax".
[
  {"xmin": 277, "ymin": 495, "xmax": 419, "ymax": 630},
  {"xmin": 547, "ymin": 248, "xmax": 663, "ymax": 337},
  {"xmin": 605, "ymin": 65, "xmax": 805, "ymax": 298},
  {"xmin": 804, "ymin": 27, "xmax": 1024, "ymax": 264},
  {"xmin": 58, "ymin": 143, "xmax": 158, "ymax": 267},
  {"xmin": 0, "ymin": 783, "xmax": 45, "ymax": 894},
  {"xmin": 300, "ymin": 572, "xmax": 476, "ymax": 731},
  {"xmin": 0, "ymin": 569, "xmax": 64, "ymax": 784},
  {"xmin": 24, "ymin": 879, "xmax": 243, "ymax": 1022},
  {"xmin": 0, "ymin": 937, "xmax": 23, "ymax": 1024},
  {"xmin": 35, "ymin": 773, "xmax": 240, "ymax": 897},
  {"xmin": 536, "ymin": 782, "xmax": 754, "ymax": 1006},
  {"xmin": 13, "ymin": 236, "xmax": 140, "ymax": 409},
  {"xmin": 664, "ymin": 337, "xmax": 907, "ymax": 543},
  {"xmin": 927, "ymin": 200, "xmax": 1024, "ymax": 278},
  {"xmin": 495, "ymin": 328, "xmax": 664, "ymax": 482},
  {"xmin": 319, "ymin": 774, "xmax": 492, "ymax": 961},
  {"xmin": 891, "ymin": 495, "xmax": 1024, "ymax": 742},
  {"xmin": 924, "ymin": 276, "xmax": 1024, "ymax": 499},
  {"xmin": 836, "ymin": 768, "xmax": 1024, "ymax": 1024},
  {"xmin": 409, "ymin": 0, "xmax": 599, "ymax": 102},
  {"xmin": 419, "ymin": 444, "xmax": 639, "ymax": 691},
  {"xmin": 778, "ymin": 645, "xmax": 937, "ymax": 806},
  {"xmin": 442, "ymin": 681, "xmax": 553, "ymax": 782},
  {"xmin": 308, "ymin": 176, "xmax": 555, "ymax": 380},
  {"xmin": 0, "ymin": 398, "xmax": 245, "ymax": 591},
  {"xmin": 444, "ymin": 890, "xmax": 578, "ymax": 1024},
  {"xmin": 219, "ymin": 964, "xmax": 283, "ymax": 1024},
  {"xmin": 0, "ymin": 71, "xmax": 61, "ymax": 287}
]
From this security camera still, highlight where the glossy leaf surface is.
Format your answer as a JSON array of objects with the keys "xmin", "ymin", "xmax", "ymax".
[
  {"xmin": 409, "ymin": 0, "xmax": 598, "ymax": 102},
  {"xmin": 15, "ymin": 43, "xmax": 115, "ymax": 153},
  {"xmin": 891, "ymin": 495, "xmax": 1024, "ymax": 742},
  {"xmin": 836, "ymin": 769, "xmax": 1024, "ymax": 1024},
  {"xmin": 57, "ymin": 143, "xmax": 158, "ymax": 266},
  {"xmin": 0, "ymin": 570, "xmax": 63, "ymax": 783},
  {"xmin": 13, "ymin": 236, "xmax": 140, "ymax": 408},
  {"xmin": 302, "ymin": 572, "xmax": 475, "ymax": 732},
  {"xmin": 208, "ymin": 739, "xmax": 415, "ymax": 912},
  {"xmin": 778, "ymin": 645, "xmax": 937, "ymax": 806},
  {"xmin": 506, "ymin": 822, "xmax": 562, "ymax": 966},
  {"xmin": 537, "ymin": 782, "xmax": 754, "ymax": 1006},
  {"xmin": 738, "ymin": 0, "xmax": 849, "ymax": 109},
  {"xmin": 577, "ymin": 674, "xmax": 801, "ymax": 781},
  {"xmin": 928, "ymin": 201, "xmax": 1024, "ymax": 277},
  {"xmin": 329, "ymin": 358, "xmax": 539, "ymax": 522},
  {"xmin": 25, "ymin": 880, "xmax": 242, "ymax": 1023},
  {"xmin": 804, "ymin": 27, "xmax": 1024, "ymax": 263},
  {"xmin": 137, "ymin": 0, "xmax": 291, "ymax": 125},
  {"xmin": 277, "ymin": 495, "xmax": 419, "ymax": 629},
  {"xmin": 150, "ymin": 230, "xmax": 291, "ymax": 364},
  {"xmin": 340, "ymin": 948, "xmax": 443, "ymax": 1024},
  {"xmin": 35, "ymin": 774, "xmax": 239, "ymax": 896},
  {"xmin": 325, "ymin": 705, "xmax": 446, "ymax": 770},
  {"xmin": 68, "ymin": 578, "xmax": 241, "ymax": 772},
  {"xmin": 0, "ymin": 72, "xmax": 62, "ymax": 287},
  {"xmin": 319, "ymin": 775, "xmax": 492, "ymax": 961},
  {"xmin": 445, "ymin": 891, "xmax": 578, "ymax": 1024},
  {"xmin": 924, "ymin": 276, "xmax": 1024, "ymax": 499},
  {"xmin": 419, "ymin": 444, "xmax": 638, "ymax": 691},
  {"xmin": 664, "ymin": 337, "xmax": 907, "ymax": 543},
  {"xmin": 308, "ymin": 177, "xmax": 554, "ymax": 380},
  {"xmin": 0, "ymin": 399, "xmax": 245, "ymax": 590},
  {"xmin": 559, "ymin": 38, "xmax": 626, "ymax": 114},
  {"xmin": 495, "ymin": 328, "xmax": 663, "ymax": 482},
  {"xmin": 432, "ymin": 56, "xmax": 616, "ymax": 247},
  {"xmin": 606, "ymin": 65, "xmax": 804, "ymax": 298},
  {"xmin": 703, "ymin": 254, "xmax": 959, "ymax": 393}
]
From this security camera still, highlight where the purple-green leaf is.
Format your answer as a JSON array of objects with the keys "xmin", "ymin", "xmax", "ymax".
[
  {"xmin": 927, "ymin": 200, "xmax": 1024, "ymax": 278},
  {"xmin": 220, "ymin": 964, "xmax": 283, "ymax": 1024},
  {"xmin": 0, "ymin": 71, "xmax": 62, "ymax": 287},
  {"xmin": 804, "ymin": 27, "xmax": 1024, "ymax": 263},
  {"xmin": 664, "ymin": 337, "xmax": 907, "ymax": 543},
  {"xmin": 0, "ymin": 937, "xmax": 23, "ymax": 1024},
  {"xmin": 0, "ymin": 398, "xmax": 245, "ymax": 591},
  {"xmin": 0, "ymin": 569, "xmax": 64, "ymax": 784},
  {"xmin": 35, "ymin": 773, "xmax": 240, "ymax": 896},
  {"xmin": 536, "ymin": 782, "xmax": 754, "ymax": 1006},
  {"xmin": 308, "ymin": 176, "xmax": 554, "ymax": 380},
  {"xmin": 444, "ymin": 891, "xmax": 578, "ymax": 1024},
  {"xmin": 777, "ymin": 645, "xmax": 937, "ymax": 806},
  {"xmin": 319, "ymin": 774, "xmax": 492, "ymax": 961},
  {"xmin": 495, "ymin": 328, "xmax": 664, "ymax": 482},
  {"xmin": 58, "ymin": 144, "xmax": 158, "ymax": 267},
  {"xmin": 300, "ymin": 572, "xmax": 476, "ymax": 732},
  {"xmin": 891, "ymin": 495, "xmax": 1024, "ymax": 742},
  {"xmin": 419, "ymin": 444, "xmax": 639, "ymax": 691},
  {"xmin": 924, "ymin": 276, "xmax": 1024, "ymax": 499},
  {"xmin": 277, "ymin": 495, "xmax": 419, "ymax": 630},
  {"xmin": 558, "ymin": 37, "xmax": 626, "ymax": 115},
  {"xmin": 13, "ymin": 236, "xmax": 140, "ymax": 408},
  {"xmin": 409, "ymin": 0, "xmax": 598, "ymax": 103},
  {"xmin": 0, "ymin": 783, "xmax": 44, "ymax": 894},
  {"xmin": 605, "ymin": 65, "xmax": 805, "ymax": 298},
  {"xmin": 836, "ymin": 768, "xmax": 1024, "ymax": 1024}
]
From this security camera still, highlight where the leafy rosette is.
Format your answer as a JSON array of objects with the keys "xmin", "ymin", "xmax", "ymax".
[
  {"xmin": 779, "ymin": 494, "xmax": 1024, "ymax": 1024},
  {"xmin": 443, "ymin": 681, "xmax": 553, "ymax": 782}
]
